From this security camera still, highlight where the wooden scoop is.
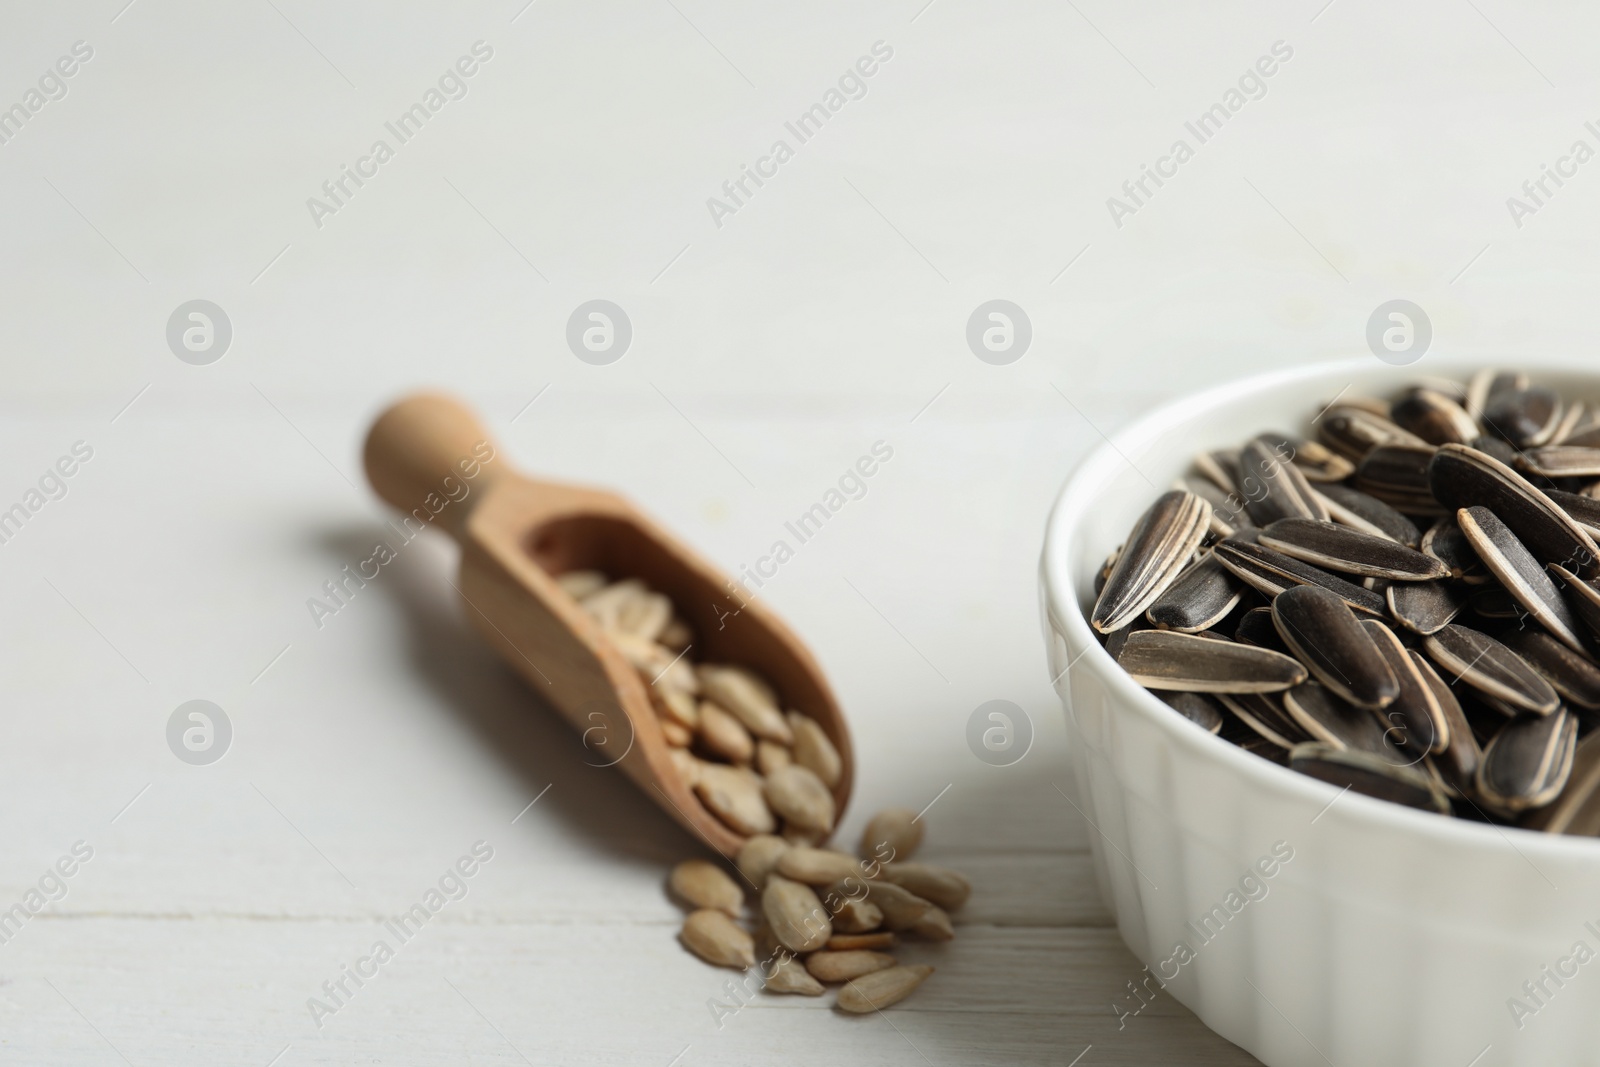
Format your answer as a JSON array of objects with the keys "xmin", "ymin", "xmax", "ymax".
[{"xmin": 362, "ymin": 393, "xmax": 853, "ymax": 857}]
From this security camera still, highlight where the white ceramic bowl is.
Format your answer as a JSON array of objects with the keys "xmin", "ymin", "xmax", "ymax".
[{"xmin": 1041, "ymin": 358, "xmax": 1600, "ymax": 1067}]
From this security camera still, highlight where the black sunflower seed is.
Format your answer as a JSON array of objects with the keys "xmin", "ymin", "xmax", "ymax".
[
  {"xmin": 1422, "ymin": 624, "xmax": 1560, "ymax": 715},
  {"xmin": 1194, "ymin": 450, "xmax": 1241, "ymax": 495},
  {"xmin": 1116, "ymin": 629, "xmax": 1307, "ymax": 693},
  {"xmin": 1470, "ymin": 434, "xmax": 1523, "ymax": 467},
  {"xmin": 1258, "ymin": 518, "xmax": 1448, "ymax": 581},
  {"xmin": 1501, "ymin": 630, "xmax": 1600, "ymax": 710},
  {"xmin": 1421, "ymin": 515, "xmax": 1487, "ymax": 581},
  {"xmin": 1182, "ymin": 477, "xmax": 1253, "ymax": 538},
  {"xmin": 1518, "ymin": 446, "xmax": 1600, "ymax": 479},
  {"xmin": 1155, "ymin": 691, "xmax": 1225, "ymax": 733},
  {"xmin": 1254, "ymin": 431, "xmax": 1355, "ymax": 483},
  {"xmin": 1288, "ymin": 742, "xmax": 1451, "ymax": 814},
  {"xmin": 1483, "ymin": 386, "xmax": 1563, "ymax": 449},
  {"xmin": 1466, "ymin": 369, "xmax": 1528, "ymax": 421},
  {"xmin": 1235, "ymin": 605, "xmax": 1288, "ymax": 652},
  {"xmin": 1412, "ymin": 650, "xmax": 1480, "ymax": 791},
  {"xmin": 1550, "ymin": 564, "xmax": 1600, "ymax": 647},
  {"xmin": 1281, "ymin": 680, "xmax": 1398, "ymax": 755},
  {"xmin": 1317, "ymin": 407, "xmax": 1427, "ymax": 462},
  {"xmin": 1467, "ymin": 584, "xmax": 1520, "ymax": 619},
  {"xmin": 1387, "ymin": 579, "xmax": 1470, "ymax": 635},
  {"xmin": 1239, "ymin": 437, "xmax": 1330, "ymax": 524},
  {"xmin": 1216, "ymin": 692, "xmax": 1309, "ymax": 748},
  {"xmin": 1545, "ymin": 488, "xmax": 1600, "ymax": 539},
  {"xmin": 1391, "ymin": 388, "xmax": 1479, "ymax": 446},
  {"xmin": 1356, "ymin": 444, "xmax": 1443, "ymax": 514},
  {"xmin": 1362, "ymin": 618, "xmax": 1447, "ymax": 754},
  {"xmin": 1092, "ymin": 490, "xmax": 1211, "ymax": 633},
  {"xmin": 1477, "ymin": 707, "xmax": 1576, "ymax": 813},
  {"xmin": 1562, "ymin": 424, "xmax": 1600, "ymax": 449},
  {"xmin": 1520, "ymin": 732, "xmax": 1600, "ymax": 834},
  {"xmin": 1311, "ymin": 483, "xmax": 1421, "ymax": 547},
  {"xmin": 1213, "ymin": 537, "xmax": 1388, "ymax": 618},
  {"xmin": 1456, "ymin": 505, "xmax": 1587, "ymax": 652},
  {"xmin": 1272, "ymin": 585, "xmax": 1398, "ymax": 710},
  {"xmin": 1146, "ymin": 553, "xmax": 1242, "ymax": 633},
  {"xmin": 1428, "ymin": 444, "xmax": 1600, "ymax": 578}
]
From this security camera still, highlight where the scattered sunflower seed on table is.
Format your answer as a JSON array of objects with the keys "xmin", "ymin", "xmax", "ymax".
[{"xmin": 1089, "ymin": 370, "xmax": 1600, "ymax": 831}]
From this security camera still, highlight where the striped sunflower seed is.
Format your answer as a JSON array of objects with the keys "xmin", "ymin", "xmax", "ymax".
[
  {"xmin": 1422, "ymin": 624, "xmax": 1559, "ymax": 715},
  {"xmin": 1288, "ymin": 742, "xmax": 1451, "ymax": 814},
  {"xmin": 1386, "ymin": 579, "xmax": 1470, "ymax": 635},
  {"xmin": 1467, "ymin": 584, "xmax": 1520, "ymax": 618},
  {"xmin": 1091, "ymin": 490, "xmax": 1211, "ymax": 633},
  {"xmin": 1195, "ymin": 450, "xmax": 1242, "ymax": 494},
  {"xmin": 1216, "ymin": 691, "xmax": 1310, "ymax": 749},
  {"xmin": 1420, "ymin": 516, "xmax": 1487, "ymax": 581},
  {"xmin": 1116, "ymin": 629, "xmax": 1308, "ymax": 693},
  {"xmin": 1317, "ymin": 406, "xmax": 1428, "ymax": 462},
  {"xmin": 1240, "ymin": 437, "xmax": 1330, "ymax": 524},
  {"xmin": 1483, "ymin": 386, "xmax": 1563, "ymax": 448},
  {"xmin": 1466, "ymin": 369, "xmax": 1527, "ymax": 421},
  {"xmin": 1182, "ymin": 477, "xmax": 1252, "ymax": 537},
  {"xmin": 1281, "ymin": 680, "xmax": 1398, "ymax": 755},
  {"xmin": 1213, "ymin": 537, "xmax": 1388, "ymax": 617},
  {"xmin": 1551, "ymin": 564, "xmax": 1600, "ymax": 645},
  {"xmin": 1271, "ymin": 585, "xmax": 1398, "ymax": 710},
  {"xmin": 1156, "ymin": 691, "xmax": 1224, "ymax": 733},
  {"xmin": 1258, "ymin": 518, "xmax": 1447, "ymax": 581},
  {"xmin": 1361, "ymin": 618, "xmax": 1447, "ymax": 754},
  {"xmin": 1477, "ymin": 707, "xmax": 1576, "ymax": 814},
  {"xmin": 1356, "ymin": 444, "xmax": 1442, "ymax": 514},
  {"xmin": 1145, "ymin": 552, "xmax": 1241, "ymax": 632},
  {"xmin": 1428, "ymin": 443, "xmax": 1600, "ymax": 578},
  {"xmin": 1255, "ymin": 431, "xmax": 1355, "ymax": 482},
  {"xmin": 1500, "ymin": 630, "xmax": 1600, "ymax": 710},
  {"xmin": 1456, "ymin": 505, "xmax": 1587, "ymax": 652},
  {"xmin": 1312, "ymin": 482, "xmax": 1421, "ymax": 546},
  {"xmin": 1518, "ymin": 446, "xmax": 1600, "ymax": 479},
  {"xmin": 1411, "ymin": 650, "xmax": 1480, "ymax": 792},
  {"xmin": 1390, "ymin": 388, "xmax": 1479, "ymax": 446},
  {"xmin": 1521, "ymin": 731, "xmax": 1600, "ymax": 834},
  {"xmin": 1234, "ymin": 606, "xmax": 1289, "ymax": 652},
  {"xmin": 1545, "ymin": 488, "xmax": 1600, "ymax": 538}
]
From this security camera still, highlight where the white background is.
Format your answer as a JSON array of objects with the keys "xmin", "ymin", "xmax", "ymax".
[{"xmin": 0, "ymin": 1, "xmax": 1595, "ymax": 1063}]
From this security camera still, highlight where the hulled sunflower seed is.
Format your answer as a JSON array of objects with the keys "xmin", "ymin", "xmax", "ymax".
[
  {"xmin": 1477, "ymin": 707, "xmax": 1576, "ymax": 814},
  {"xmin": 763, "ymin": 874, "xmax": 832, "ymax": 953},
  {"xmin": 836, "ymin": 964, "xmax": 935, "ymax": 1014},
  {"xmin": 860, "ymin": 808, "xmax": 922, "ymax": 862},
  {"xmin": 765, "ymin": 956, "xmax": 826, "ymax": 996},
  {"xmin": 788, "ymin": 711, "xmax": 843, "ymax": 789},
  {"xmin": 806, "ymin": 950, "xmax": 897, "ymax": 984},
  {"xmin": 1213, "ymin": 537, "xmax": 1388, "ymax": 617},
  {"xmin": 1456, "ymin": 505, "xmax": 1587, "ymax": 652},
  {"xmin": 669, "ymin": 859, "xmax": 744, "ymax": 914},
  {"xmin": 1258, "ymin": 518, "xmax": 1447, "ymax": 581},
  {"xmin": 681, "ymin": 909, "xmax": 756, "ymax": 968},
  {"xmin": 1500, "ymin": 630, "xmax": 1600, "ymax": 710},
  {"xmin": 1518, "ymin": 446, "xmax": 1600, "ymax": 479},
  {"xmin": 1412, "ymin": 650, "xmax": 1480, "ymax": 792},
  {"xmin": 556, "ymin": 569, "xmax": 609, "ymax": 600},
  {"xmin": 1356, "ymin": 444, "xmax": 1442, "ymax": 514},
  {"xmin": 1239, "ymin": 437, "xmax": 1330, "ymax": 524},
  {"xmin": 1216, "ymin": 692, "xmax": 1309, "ymax": 749},
  {"xmin": 699, "ymin": 700, "xmax": 755, "ymax": 764},
  {"xmin": 830, "ymin": 898, "xmax": 885, "ymax": 934},
  {"xmin": 1091, "ymin": 490, "xmax": 1211, "ymax": 633},
  {"xmin": 756, "ymin": 739, "xmax": 791, "ymax": 776},
  {"xmin": 1281, "ymin": 681, "xmax": 1397, "ymax": 755},
  {"xmin": 699, "ymin": 665, "xmax": 793, "ymax": 744},
  {"xmin": 862, "ymin": 880, "xmax": 941, "ymax": 931},
  {"xmin": 829, "ymin": 931, "xmax": 896, "ymax": 951},
  {"xmin": 1361, "ymin": 618, "xmax": 1447, "ymax": 754},
  {"xmin": 1272, "ymin": 585, "xmax": 1398, "ymax": 710},
  {"xmin": 1483, "ymin": 386, "xmax": 1563, "ymax": 448},
  {"xmin": 1386, "ymin": 579, "xmax": 1470, "ymax": 635},
  {"xmin": 1422, "ymin": 624, "xmax": 1559, "ymax": 715},
  {"xmin": 1288, "ymin": 743, "xmax": 1451, "ymax": 814},
  {"xmin": 1312, "ymin": 482, "xmax": 1421, "ymax": 546},
  {"xmin": 1145, "ymin": 552, "xmax": 1242, "ymax": 632},
  {"xmin": 879, "ymin": 863, "xmax": 972, "ymax": 911},
  {"xmin": 735, "ymin": 834, "xmax": 789, "ymax": 890},
  {"xmin": 1155, "ymin": 691, "xmax": 1224, "ymax": 733},
  {"xmin": 1391, "ymin": 388, "xmax": 1479, "ymax": 446},
  {"xmin": 776, "ymin": 847, "xmax": 864, "ymax": 886},
  {"xmin": 1116, "ymin": 629, "xmax": 1307, "ymax": 693},
  {"xmin": 764, "ymin": 765, "xmax": 835, "ymax": 834},
  {"xmin": 694, "ymin": 763, "xmax": 777, "ymax": 835},
  {"xmin": 1428, "ymin": 444, "xmax": 1600, "ymax": 578}
]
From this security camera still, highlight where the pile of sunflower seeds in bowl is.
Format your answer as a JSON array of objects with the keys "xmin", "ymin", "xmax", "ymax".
[{"xmin": 1091, "ymin": 370, "xmax": 1600, "ymax": 832}]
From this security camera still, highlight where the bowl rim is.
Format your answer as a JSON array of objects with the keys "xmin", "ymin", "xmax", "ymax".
[{"xmin": 1041, "ymin": 354, "xmax": 1600, "ymax": 859}]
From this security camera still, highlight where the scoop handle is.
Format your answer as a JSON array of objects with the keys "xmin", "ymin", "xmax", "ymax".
[{"xmin": 362, "ymin": 393, "xmax": 505, "ymax": 540}]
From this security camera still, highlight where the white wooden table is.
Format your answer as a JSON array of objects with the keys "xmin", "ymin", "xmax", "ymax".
[{"xmin": 3, "ymin": 0, "xmax": 1595, "ymax": 1062}]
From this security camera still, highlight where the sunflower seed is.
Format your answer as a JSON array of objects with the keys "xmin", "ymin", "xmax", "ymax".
[
  {"xmin": 859, "ymin": 808, "xmax": 922, "ymax": 862},
  {"xmin": 1217, "ymin": 692, "xmax": 1310, "ymax": 748},
  {"xmin": 806, "ymin": 950, "xmax": 898, "ymax": 984},
  {"xmin": 698, "ymin": 700, "xmax": 755, "ymax": 764},
  {"xmin": 1518, "ymin": 446, "xmax": 1600, "ymax": 479},
  {"xmin": 1213, "ymin": 537, "xmax": 1388, "ymax": 617},
  {"xmin": 1272, "ymin": 585, "xmax": 1398, "ymax": 710},
  {"xmin": 880, "ymin": 863, "xmax": 972, "ymax": 911},
  {"xmin": 669, "ymin": 859, "xmax": 744, "ymax": 914},
  {"xmin": 788, "ymin": 711, "xmax": 843, "ymax": 789},
  {"xmin": 695, "ymin": 764, "xmax": 777, "ymax": 835},
  {"xmin": 1563, "ymin": 425, "xmax": 1600, "ymax": 449},
  {"xmin": 776, "ymin": 847, "xmax": 864, "ymax": 886},
  {"xmin": 836, "ymin": 964, "xmax": 935, "ymax": 1014},
  {"xmin": 1391, "ymin": 388, "xmax": 1479, "ymax": 446},
  {"xmin": 1116, "ymin": 629, "xmax": 1307, "ymax": 693},
  {"xmin": 1312, "ymin": 483, "xmax": 1422, "ymax": 546},
  {"xmin": 1551, "ymin": 564, "xmax": 1600, "ymax": 646},
  {"xmin": 764, "ymin": 765, "xmax": 835, "ymax": 834},
  {"xmin": 1145, "ymin": 553, "xmax": 1241, "ymax": 632},
  {"xmin": 1467, "ymin": 584, "xmax": 1520, "ymax": 619},
  {"xmin": 1484, "ymin": 386, "xmax": 1563, "ymax": 448},
  {"xmin": 1477, "ymin": 707, "xmax": 1576, "ymax": 813},
  {"xmin": 1288, "ymin": 742, "xmax": 1451, "ymax": 814},
  {"xmin": 763, "ymin": 874, "xmax": 832, "ymax": 952},
  {"xmin": 1409, "ymin": 651, "xmax": 1479, "ymax": 786},
  {"xmin": 1239, "ymin": 438, "xmax": 1330, "ymax": 524},
  {"xmin": 1255, "ymin": 431, "xmax": 1355, "ymax": 482},
  {"xmin": 1356, "ymin": 444, "xmax": 1442, "ymax": 514},
  {"xmin": 1500, "ymin": 630, "xmax": 1600, "ymax": 710},
  {"xmin": 1234, "ymin": 606, "xmax": 1288, "ymax": 652},
  {"xmin": 1258, "ymin": 518, "xmax": 1448, "ymax": 581},
  {"xmin": 829, "ymin": 931, "xmax": 896, "ymax": 951},
  {"xmin": 1456, "ymin": 505, "xmax": 1587, "ymax": 652},
  {"xmin": 735, "ymin": 834, "xmax": 789, "ymax": 890},
  {"xmin": 681, "ymin": 909, "xmax": 756, "ymax": 968},
  {"xmin": 1091, "ymin": 490, "xmax": 1211, "ymax": 633},
  {"xmin": 699, "ymin": 665, "xmax": 793, "ymax": 744},
  {"xmin": 1195, "ymin": 450, "xmax": 1242, "ymax": 494},
  {"xmin": 1156, "ymin": 691, "xmax": 1225, "ymax": 733},
  {"xmin": 1318, "ymin": 407, "xmax": 1428, "ymax": 461},
  {"xmin": 1428, "ymin": 444, "xmax": 1600, "ymax": 577},
  {"xmin": 556, "ymin": 569, "xmax": 609, "ymax": 600},
  {"xmin": 1387, "ymin": 579, "xmax": 1470, "ymax": 636},
  {"xmin": 1421, "ymin": 516, "xmax": 1486, "ymax": 580},
  {"xmin": 864, "ymin": 881, "xmax": 952, "ymax": 939},
  {"xmin": 1545, "ymin": 488, "xmax": 1600, "ymax": 538},
  {"xmin": 1281, "ymin": 681, "xmax": 1396, "ymax": 755},
  {"xmin": 1466, "ymin": 369, "xmax": 1527, "ymax": 421},
  {"xmin": 1362, "ymin": 618, "xmax": 1447, "ymax": 753},
  {"xmin": 1520, "ymin": 731, "xmax": 1600, "ymax": 834},
  {"xmin": 830, "ymin": 897, "xmax": 885, "ymax": 934},
  {"xmin": 1423, "ymin": 624, "xmax": 1559, "ymax": 715},
  {"xmin": 765, "ymin": 955, "xmax": 826, "ymax": 996},
  {"xmin": 1182, "ymin": 477, "xmax": 1253, "ymax": 537}
]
